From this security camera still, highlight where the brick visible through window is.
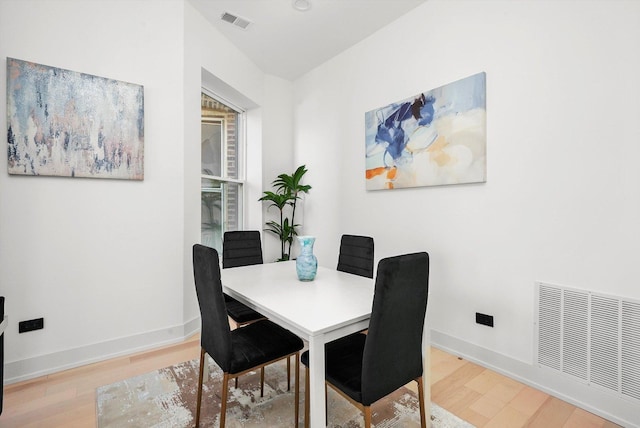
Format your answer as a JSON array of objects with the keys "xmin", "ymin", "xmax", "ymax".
[{"xmin": 200, "ymin": 93, "xmax": 243, "ymax": 251}]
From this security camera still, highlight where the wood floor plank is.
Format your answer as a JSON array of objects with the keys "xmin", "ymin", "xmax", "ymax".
[
  {"xmin": 563, "ymin": 408, "xmax": 606, "ymax": 428},
  {"xmin": 24, "ymin": 391, "xmax": 95, "ymax": 428},
  {"xmin": 465, "ymin": 369, "xmax": 505, "ymax": 394},
  {"xmin": 458, "ymin": 406, "xmax": 491, "ymax": 427},
  {"xmin": 525, "ymin": 396, "xmax": 576, "ymax": 428},
  {"xmin": 1, "ymin": 387, "xmax": 77, "ymax": 419},
  {"xmin": 469, "ymin": 393, "xmax": 506, "ymax": 420},
  {"xmin": 485, "ymin": 405, "xmax": 530, "ymax": 428},
  {"xmin": 0, "ymin": 336, "xmax": 623, "ymax": 428},
  {"xmin": 509, "ymin": 386, "xmax": 549, "ymax": 418},
  {"xmin": 483, "ymin": 378, "xmax": 525, "ymax": 406},
  {"xmin": 430, "ymin": 348, "xmax": 468, "ymax": 383},
  {"xmin": 437, "ymin": 385, "xmax": 483, "ymax": 416},
  {"xmin": 432, "ymin": 360, "xmax": 486, "ymax": 396},
  {"xmin": 2, "ymin": 383, "xmax": 47, "ymax": 411}
]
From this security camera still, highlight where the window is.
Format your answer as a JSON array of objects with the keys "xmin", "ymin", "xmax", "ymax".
[{"xmin": 201, "ymin": 92, "xmax": 244, "ymax": 252}]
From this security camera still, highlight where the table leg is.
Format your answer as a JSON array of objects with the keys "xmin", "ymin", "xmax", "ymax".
[
  {"xmin": 203, "ymin": 352, "xmax": 210, "ymax": 381},
  {"xmin": 307, "ymin": 334, "xmax": 326, "ymax": 428},
  {"xmin": 423, "ymin": 328, "xmax": 431, "ymax": 428}
]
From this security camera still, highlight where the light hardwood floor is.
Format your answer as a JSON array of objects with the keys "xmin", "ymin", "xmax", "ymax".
[
  {"xmin": 0, "ymin": 335, "xmax": 622, "ymax": 427},
  {"xmin": 428, "ymin": 347, "xmax": 621, "ymax": 428}
]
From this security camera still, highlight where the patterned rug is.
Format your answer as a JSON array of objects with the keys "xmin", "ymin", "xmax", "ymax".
[{"xmin": 97, "ymin": 357, "xmax": 474, "ymax": 427}]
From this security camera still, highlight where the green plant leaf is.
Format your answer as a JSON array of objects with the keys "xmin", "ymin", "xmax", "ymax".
[
  {"xmin": 259, "ymin": 165, "xmax": 311, "ymax": 261},
  {"xmin": 259, "ymin": 191, "xmax": 290, "ymax": 209},
  {"xmin": 263, "ymin": 221, "xmax": 283, "ymax": 237}
]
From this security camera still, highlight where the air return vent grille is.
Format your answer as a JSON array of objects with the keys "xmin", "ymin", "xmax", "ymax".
[
  {"xmin": 622, "ymin": 301, "xmax": 640, "ymax": 400},
  {"xmin": 536, "ymin": 282, "xmax": 640, "ymax": 402}
]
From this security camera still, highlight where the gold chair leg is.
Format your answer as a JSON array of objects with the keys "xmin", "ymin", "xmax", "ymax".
[
  {"xmin": 287, "ymin": 356, "xmax": 291, "ymax": 391},
  {"xmin": 260, "ymin": 367, "xmax": 265, "ymax": 397},
  {"xmin": 195, "ymin": 348, "xmax": 205, "ymax": 427},
  {"xmin": 304, "ymin": 366, "xmax": 310, "ymax": 428},
  {"xmin": 364, "ymin": 406, "xmax": 372, "ymax": 428},
  {"xmin": 416, "ymin": 377, "xmax": 427, "ymax": 428},
  {"xmin": 220, "ymin": 372, "xmax": 230, "ymax": 428},
  {"xmin": 294, "ymin": 353, "xmax": 300, "ymax": 427}
]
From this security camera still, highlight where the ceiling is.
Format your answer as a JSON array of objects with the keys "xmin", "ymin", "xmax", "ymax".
[{"xmin": 188, "ymin": 0, "xmax": 427, "ymax": 81}]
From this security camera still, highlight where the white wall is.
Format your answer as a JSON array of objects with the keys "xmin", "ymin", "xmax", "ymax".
[
  {"xmin": 293, "ymin": 0, "xmax": 640, "ymax": 425},
  {"xmin": 262, "ymin": 75, "xmax": 295, "ymax": 262},
  {"xmin": 0, "ymin": 0, "xmax": 285, "ymax": 384},
  {"xmin": 0, "ymin": 0, "xmax": 187, "ymax": 380}
]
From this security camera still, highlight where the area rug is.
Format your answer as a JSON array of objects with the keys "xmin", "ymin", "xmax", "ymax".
[{"xmin": 97, "ymin": 357, "xmax": 474, "ymax": 428}]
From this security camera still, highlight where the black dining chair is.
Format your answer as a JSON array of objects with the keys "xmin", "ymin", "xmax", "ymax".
[
  {"xmin": 337, "ymin": 234, "xmax": 375, "ymax": 278},
  {"xmin": 222, "ymin": 230, "xmax": 295, "ymax": 391},
  {"xmin": 192, "ymin": 244, "xmax": 304, "ymax": 428},
  {"xmin": 302, "ymin": 252, "xmax": 430, "ymax": 428},
  {"xmin": 222, "ymin": 230, "xmax": 266, "ymax": 327}
]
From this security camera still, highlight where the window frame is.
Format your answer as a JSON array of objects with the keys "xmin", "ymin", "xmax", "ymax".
[{"xmin": 200, "ymin": 89, "xmax": 247, "ymax": 245}]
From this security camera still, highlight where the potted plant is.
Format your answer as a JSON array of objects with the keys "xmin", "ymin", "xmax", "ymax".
[{"xmin": 259, "ymin": 165, "xmax": 311, "ymax": 261}]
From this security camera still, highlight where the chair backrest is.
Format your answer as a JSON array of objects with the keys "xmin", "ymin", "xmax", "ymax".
[
  {"xmin": 192, "ymin": 244, "xmax": 233, "ymax": 371},
  {"xmin": 361, "ymin": 252, "xmax": 430, "ymax": 405},
  {"xmin": 222, "ymin": 231, "xmax": 263, "ymax": 268},
  {"xmin": 337, "ymin": 234, "xmax": 374, "ymax": 278}
]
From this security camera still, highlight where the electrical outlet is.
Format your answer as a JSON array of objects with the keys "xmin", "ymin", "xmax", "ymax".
[
  {"xmin": 19, "ymin": 317, "xmax": 44, "ymax": 333},
  {"xmin": 476, "ymin": 312, "xmax": 494, "ymax": 327}
]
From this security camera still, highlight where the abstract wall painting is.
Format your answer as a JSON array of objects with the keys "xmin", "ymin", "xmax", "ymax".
[
  {"xmin": 365, "ymin": 72, "xmax": 486, "ymax": 190},
  {"xmin": 6, "ymin": 58, "xmax": 144, "ymax": 180}
]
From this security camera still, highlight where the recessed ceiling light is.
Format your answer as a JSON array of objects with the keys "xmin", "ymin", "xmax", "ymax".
[{"xmin": 292, "ymin": 0, "xmax": 311, "ymax": 12}]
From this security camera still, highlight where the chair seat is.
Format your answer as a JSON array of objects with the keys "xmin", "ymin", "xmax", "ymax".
[
  {"xmin": 224, "ymin": 294, "xmax": 264, "ymax": 324},
  {"xmin": 301, "ymin": 332, "xmax": 367, "ymax": 404},
  {"xmin": 230, "ymin": 320, "xmax": 304, "ymax": 374}
]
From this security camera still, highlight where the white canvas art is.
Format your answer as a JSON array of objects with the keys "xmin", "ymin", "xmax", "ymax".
[
  {"xmin": 365, "ymin": 72, "xmax": 486, "ymax": 190},
  {"xmin": 7, "ymin": 58, "xmax": 144, "ymax": 180}
]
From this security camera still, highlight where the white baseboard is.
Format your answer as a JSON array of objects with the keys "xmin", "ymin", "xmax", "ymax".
[
  {"xmin": 4, "ymin": 316, "xmax": 201, "ymax": 385},
  {"xmin": 430, "ymin": 329, "xmax": 639, "ymax": 428}
]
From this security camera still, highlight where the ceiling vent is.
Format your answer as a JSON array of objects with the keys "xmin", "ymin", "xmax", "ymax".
[{"xmin": 220, "ymin": 12, "xmax": 252, "ymax": 30}]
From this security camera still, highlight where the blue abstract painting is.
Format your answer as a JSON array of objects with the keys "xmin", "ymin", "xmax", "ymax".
[
  {"xmin": 6, "ymin": 58, "xmax": 144, "ymax": 180},
  {"xmin": 365, "ymin": 72, "xmax": 486, "ymax": 190}
]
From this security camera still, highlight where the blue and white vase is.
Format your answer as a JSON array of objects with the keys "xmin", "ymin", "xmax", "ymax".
[{"xmin": 296, "ymin": 236, "xmax": 317, "ymax": 281}]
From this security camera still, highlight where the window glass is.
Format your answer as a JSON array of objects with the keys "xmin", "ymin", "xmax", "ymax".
[
  {"xmin": 201, "ymin": 93, "xmax": 243, "ymax": 252},
  {"xmin": 201, "ymin": 121, "xmax": 222, "ymax": 177}
]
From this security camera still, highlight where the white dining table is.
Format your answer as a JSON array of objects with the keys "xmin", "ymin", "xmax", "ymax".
[{"xmin": 220, "ymin": 260, "xmax": 431, "ymax": 427}]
